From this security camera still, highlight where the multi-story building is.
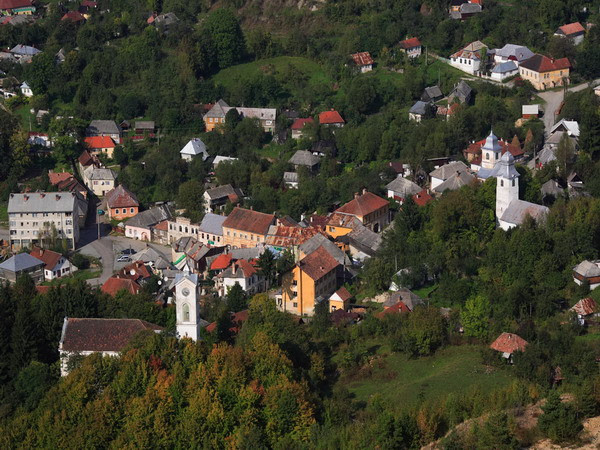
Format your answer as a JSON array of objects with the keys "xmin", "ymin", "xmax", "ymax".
[
  {"xmin": 8, "ymin": 192, "xmax": 81, "ymax": 250},
  {"xmin": 82, "ymin": 166, "xmax": 117, "ymax": 196},
  {"xmin": 333, "ymin": 190, "xmax": 390, "ymax": 233},
  {"xmin": 280, "ymin": 245, "xmax": 341, "ymax": 317},
  {"xmin": 449, "ymin": 41, "xmax": 487, "ymax": 75},
  {"xmin": 105, "ymin": 185, "xmax": 139, "ymax": 220},
  {"xmin": 519, "ymin": 54, "xmax": 571, "ymax": 91},
  {"xmin": 167, "ymin": 213, "xmax": 227, "ymax": 246},
  {"xmin": 204, "ymin": 99, "xmax": 277, "ymax": 133},
  {"xmin": 86, "ymin": 120, "xmax": 122, "ymax": 144},
  {"xmin": 222, "ymin": 207, "xmax": 276, "ymax": 248}
]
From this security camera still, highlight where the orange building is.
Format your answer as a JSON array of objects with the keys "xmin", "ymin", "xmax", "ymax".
[
  {"xmin": 105, "ymin": 185, "xmax": 139, "ymax": 220},
  {"xmin": 324, "ymin": 212, "xmax": 362, "ymax": 239},
  {"xmin": 221, "ymin": 207, "xmax": 276, "ymax": 248},
  {"xmin": 334, "ymin": 190, "xmax": 389, "ymax": 232},
  {"xmin": 280, "ymin": 245, "xmax": 340, "ymax": 317}
]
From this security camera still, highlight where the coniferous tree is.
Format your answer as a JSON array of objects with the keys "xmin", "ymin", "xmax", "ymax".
[{"xmin": 10, "ymin": 295, "xmax": 40, "ymax": 372}]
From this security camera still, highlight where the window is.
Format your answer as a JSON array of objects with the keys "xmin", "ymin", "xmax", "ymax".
[
  {"xmin": 130, "ymin": 208, "xmax": 134, "ymax": 213},
  {"xmin": 500, "ymin": 179, "xmax": 504, "ymax": 187},
  {"xmin": 512, "ymin": 179, "xmax": 515, "ymax": 187},
  {"xmin": 486, "ymin": 152, "xmax": 489, "ymax": 160},
  {"xmin": 293, "ymin": 302, "xmax": 298, "ymax": 308},
  {"xmin": 182, "ymin": 303, "xmax": 190, "ymax": 322},
  {"xmin": 115, "ymin": 209, "xmax": 120, "ymax": 214}
]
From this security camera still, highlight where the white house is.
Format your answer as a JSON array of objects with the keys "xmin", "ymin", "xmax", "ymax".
[
  {"xmin": 570, "ymin": 297, "xmax": 599, "ymax": 325},
  {"xmin": 554, "ymin": 22, "xmax": 585, "ymax": 46},
  {"xmin": 449, "ymin": 41, "xmax": 487, "ymax": 75},
  {"xmin": 180, "ymin": 138, "xmax": 208, "ymax": 162},
  {"xmin": 490, "ymin": 61, "xmax": 518, "ymax": 81},
  {"xmin": 212, "ymin": 155, "xmax": 238, "ymax": 169},
  {"xmin": 216, "ymin": 259, "xmax": 264, "ymax": 297},
  {"xmin": 550, "ymin": 119, "xmax": 579, "ymax": 138},
  {"xmin": 573, "ymin": 260, "xmax": 600, "ymax": 290},
  {"xmin": 20, "ymin": 81, "xmax": 32, "ymax": 97},
  {"xmin": 30, "ymin": 248, "xmax": 77, "ymax": 281},
  {"xmin": 386, "ymin": 176, "xmax": 421, "ymax": 203},
  {"xmin": 59, "ymin": 317, "xmax": 163, "ymax": 376},
  {"xmin": 492, "ymin": 44, "xmax": 534, "ymax": 66},
  {"xmin": 429, "ymin": 161, "xmax": 470, "ymax": 191}
]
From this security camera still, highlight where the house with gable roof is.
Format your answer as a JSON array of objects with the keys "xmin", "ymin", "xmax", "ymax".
[
  {"xmin": 86, "ymin": 120, "xmax": 122, "ymax": 144},
  {"xmin": 203, "ymin": 184, "xmax": 243, "ymax": 213},
  {"xmin": 101, "ymin": 276, "xmax": 141, "ymax": 296},
  {"xmin": 222, "ymin": 207, "xmax": 276, "ymax": 248},
  {"xmin": 334, "ymin": 189, "xmax": 389, "ymax": 233},
  {"xmin": 289, "ymin": 150, "xmax": 321, "ymax": 172},
  {"xmin": 329, "ymin": 287, "xmax": 353, "ymax": 312},
  {"xmin": 573, "ymin": 260, "xmax": 600, "ymax": 290},
  {"xmin": 386, "ymin": 176, "xmax": 421, "ymax": 204},
  {"xmin": 0, "ymin": 253, "xmax": 45, "ymax": 284},
  {"xmin": 554, "ymin": 22, "xmax": 585, "ymax": 45},
  {"xmin": 180, "ymin": 138, "xmax": 208, "ymax": 161},
  {"xmin": 429, "ymin": 160, "xmax": 470, "ymax": 190},
  {"xmin": 84, "ymin": 136, "xmax": 116, "ymax": 158},
  {"xmin": 491, "ymin": 44, "xmax": 534, "ymax": 66},
  {"xmin": 448, "ymin": 80, "xmax": 473, "ymax": 104},
  {"xmin": 215, "ymin": 258, "xmax": 265, "ymax": 296},
  {"xmin": 0, "ymin": 0, "xmax": 35, "ymax": 15},
  {"xmin": 350, "ymin": 51, "xmax": 374, "ymax": 72},
  {"xmin": 125, "ymin": 204, "xmax": 173, "ymax": 241},
  {"xmin": 82, "ymin": 166, "xmax": 117, "ymax": 196},
  {"xmin": 105, "ymin": 185, "xmax": 139, "ymax": 220},
  {"xmin": 570, "ymin": 297, "xmax": 599, "ymax": 325},
  {"xmin": 319, "ymin": 109, "xmax": 345, "ymax": 127},
  {"xmin": 450, "ymin": 41, "xmax": 487, "ymax": 74},
  {"xmin": 290, "ymin": 117, "xmax": 314, "ymax": 139},
  {"xmin": 490, "ymin": 332, "xmax": 528, "ymax": 362},
  {"xmin": 449, "ymin": 0, "xmax": 482, "ymax": 19},
  {"xmin": 398, "ymin": 37, "xmax": 422, "ymax": 58},
  {"xmin": 30, "ymin": 247, "xmax": 77, "ymax": 281},
  {"xmin": 203, "ymin": 99, "xmax": 277, "ymax": 133},
  {"xmin": 519, "ymin": 54, "xmax": 571, "ymax": 90}
]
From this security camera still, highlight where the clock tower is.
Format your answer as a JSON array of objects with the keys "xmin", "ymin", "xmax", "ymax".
[{"xmin": 175, "ymin": 273, "xmax": 201, "ymax": 341}]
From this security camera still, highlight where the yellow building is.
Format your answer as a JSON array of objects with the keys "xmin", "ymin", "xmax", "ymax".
[
  {"xmin": 519, "ymin": 54, "xmax": 571, "ymax": 91},
  {"xmin": 332, "ymin": 190, "xmax": 390, "ymax": 233},
  {"xmin": 280, "ymin": 246, "xmax": 340, "ymax": 316},
  {"xmin": 222, "ymin": 207, "xmax": 275, "ymax": 249},
  {"xmin": 324, "ymin": 213, "xmax": 362, "ymax": 239}
]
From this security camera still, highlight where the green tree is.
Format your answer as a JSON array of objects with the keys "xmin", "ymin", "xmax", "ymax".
[
  {"xmin": 10, "ymin": 294, "xmax": 39, "ymax": 372},
  {"xmin": 538, "ymin": 390, "xmax": 582, "ymax": 443},
  {"xmin": 476, "ymin": 412, "xmax": 519, "ymax": 449},
  {"xmin": 257, "ymin": 249, "xmax": 276, "ymax": 287},
  {"xmin": 202, "ymin": 9, "xmax": 245, "ymax": 69},
  {"xmin": 461, "ymin": 295, "xmax": 490, "ymax": 340},
  {"xmin": 227, "ymin": 283, "xmax": 248, "ymax": 312},
  {"xmin": 177, "ymin": 180, "xmax": 204, "ymax": 223}
]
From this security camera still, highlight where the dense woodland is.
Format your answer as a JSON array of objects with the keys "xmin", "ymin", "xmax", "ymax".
[{"xmin": 2, "ymin": 0, "xmax": 600, "ymax": 447}]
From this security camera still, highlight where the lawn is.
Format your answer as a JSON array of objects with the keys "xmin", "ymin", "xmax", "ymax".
[
  {"xmin": 41, "ymin": 268, "xmax": 102, "ymax": 286},
  {"xmin": 13, "ymin": 104, "xmax": 43, "ymax": 132},
  {"xmin": 342, "ymin": 344, "xmax": 514, "ymax": 410},
  {"xmin": 413, "ymin": 284, "xmax": 438, "ymax": 299}
]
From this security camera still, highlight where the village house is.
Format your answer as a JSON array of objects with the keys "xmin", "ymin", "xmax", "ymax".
[
  {"xmin": 134, "ymin": 121, "xmax": 155, "ymax": 135},
  {"xmin": 61, "ymin": 11, "xmax": 86, "ymax": 23},
  {"xmin": 413, "ymin": 189, "xmax": 433, "ymax": 207},
  {"xmin": 86, "ymin": 120, "xmax": 122, "ymax": 144},
  {"xmin": 398, "ymin": 37, "xmax": 422, "ymax": 58},
  {"xmin": 408, "ymin": 101, "xmax": 431, "ymax": 122},
  {"xmin": 491, "ymin": 44, "xmax": 534, "ymax": 66},
  {"xmin": 78, "ymin": 0, "xmax": 97, "ymax": 18},
  {"xmin": 212, "ymin": 155, "xmax": 238, "ymax": 169},
  {"xmin": 222, "ymin": 207, "xmax": 276, "ymax": 248},
  {"xmin": 10, "ymin": 44, "xmax": 40, "ymax": 62},
  {"xmin": 432, "ymin": 170, "xmax": 476, "ymax": 194},
  {"xmin": 572, "ymin": 260, "xmax": 600, "ymax": 290},
  {"xmin": 283, "ymin": 172, "xmax": 299, "ymax": 189},
  {"xmin": 105, "ymin": 185, "xmax": 139, "ymax": 220},
  {"xmin": 77, "ymin": 149, "xmax": 100, "ymax": 174},
  {"xmin": 324, "ymin": 212, "xmax": 362, "ymax": 239},
  {"xmin": 519, "ymin": 54, "xmax": 571, "ymax": 91},
  {"xmin": 203, "ymin": 99, "xmax": 277, "ymax": 133},
  {"xmin": 8, "ymin": 192, "xmax": 81, "ymax": 250},
  {"xmin": 329, "ymin": 287, "xmax": 353, "ymax": 312},
  {"xmin": 490, "ymin": 332, "xmax": 528, "ymax": 362},
  {"xmin": 180, "ymin": 138, "xmax": 208, "ymax": 161},
  {"xmin": 216, "ymin": 258, "xmax": 265, "ymax": 297},
  {"xmin": 448, "ymin": 80, "xmax": 473, "ymax": 104},
  {"xmin": 334, "ymin": 189, "xmax": 389, "ymax": 233},
  {"xmin": 101, "ymin": 276, "xmax": 142, "ymax": 296},
  {"xmin": 571, "ymin": 297, "xmax": 599, "ymax": 326},
  {"xmin": 350, "ymin": 51, "xmax": 374, "ymax": 72},
  {"xmin": 290, "ymin": 117, "xmax": 314, "ymax": 139},
  {"xmin": 20, "ymin": 81, "xmax": 32, "ymax": 97},
  {"xmin": 319, "ymin": 109, "xmax": 345, "ymax": 128},
  {"xmin": 203, "ymin": 184, "xmax": 243, "ymax": 213},
  {"xmin": 124, "ymin": 204, "xmax": 173, "ymax": 241},
  {"xmin": 429, "ymin": 160, "xmax": 470, "ymax": 190},
  {"xmin": 551, "ymin": 118, "xmax": 580, "ymax": 137},
  {"xmin": 0, "ymin": 0, "xmax": 35, "ymax": 15},
  {"xmin": 421, "ymin": 86, "xmax": 443, "ymax": 103},
  {"xmin": 289, "ymin": 150, "xmax": 321, "ymax": 172},
  {"xmin": 491, "ymin": 61, "xmax": 519, "ymax": 81},
  {"xmin": 198, "ymin": 213, "xmax": 227, "ymax": 246},
  {"xmin": 28, "ymin": 132, "xmax": 51, "ymax": 148},
  {"xmin": 30, "ymin": 247, "xmax": 77, "ymax": 281},
  {"xmin": 312, "ymin": 140, "xmax": 337, "ymax": 157},
  {"xmin": 280, "ymin": 245, "xmax": 341, "ymax": 317},
  {"xmin": 449, "ymin": 41, "xmax": 487, "ymax": 75},
  {"xmin": 522, "ymin": 104, "xmax": 540, "ymax": 119},
  {"xmin": 82, "ymin": 166, "xmax": 116, "ymax": 196},
  {"xmin": 84, "ymin": 136, "xmax": 116, "ymax": 159},
  {"xmin": 49, "ymin": 170, "xmax": 87, "ymax": 199},
  {"xmin": 265, "ymin": 224, "xmax": 322, "ymax": 257},
  {"xmin": 0, "ymin": 253, "xmax": 45, "ymax": 284},
  {"xmin": 554, "ymin": 22, "xmax": 585, "ymax": 45},
  {"xmin": 58, "ymin": 318, "xmax": 163, "ymax": 376},
  {"xmin": 340, "ymin": 224, "xmax": 382, "ymax": 261},
  {"xmin": 147, "ymin": 12, "xmax": 179, "ymax": 33},
  {"xmin": 449, "ymin": 0, "xmax": 482, "ymax": 19},
  {"xmin": 386, "ymin": 176, "xmax": 421, "ymax": 204}
]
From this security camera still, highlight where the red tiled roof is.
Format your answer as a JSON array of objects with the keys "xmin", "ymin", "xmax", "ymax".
[
  {"xmin": 211, "ymin": 253, "xmax": 232, "ymax": 271},
  {"xmin": 335, "ymin": 191, "xmax": 389, "ymax": 218},
  {"xmin": 375, "ymin": 301, "xmax": 410, "ymax": 318},
  {"xmin": 520, "ymin": 54, "xmax": 571, "ymax": 73},
  {"xmin": 81, "ymin": 0, "xmax": 97, "ymax": 6},
  {"xmin": 389, "ymin": 161, "xmax": 407, "ymax": 174},
  {"xmin": 412, "ymin": 189, "xmax": 433, "ymax": 207},
  {"xmin": 291, "ymin": 117, "xmax": 314, "ymax": 130},
  {"xmin": 78, "ymin": 149, "xmax": 100, "ymax": 167},
  {"xmin": 30, "ymin": 247, "xmax": 62, "ymax": 271},
  {"xmin": 105, "ymin": 185, "xmax": 139, "ymax": 209},
  {"xmin": 351, "ymin": 51, "xmax": 374, "ymax": 66},
  {"xmin": 206, "ymin": 309, "xmax": 249, "ymax": 334},
  {"xmin": 233, "ymin": 259, "xmax": 257, "ymax": 278},
  {"xmin": 48, "ymin": 170, "xmax": 73, "ymax": 185},
  {"xmin": 299, "ymin": 245, "xmax": 340, "ymax": 281},
  {"xmin": 61, "ymin": 11, "xmax": 85, "ymax": 21},
  {"xmin": 305, "ymin": 214, "xmax": 328, "ymax": 229},
  {"xmin": 490, "ymin": 332, "xmax": 528, "ymax": 354},
  {"xmin": 84, "ymin": 136, "xmax": 115, "ymax": 149},
  {"xmin": 463, "ymin": 138, "xmax": 524, "ymax": 159},
  {"xmin": 153, "ymin": 220, "xmax": 168, "ymax": 231},
  {"xmin": 60, "ymin": 318, "xmax": 163, "ymax": 352},
  {"xmin": 57, "ymin": 177, "xmax": 86, "ymax": 194},
  {"xmin": 319, "ymin": 110, "xmax": 345, "ymax": 125},
  {"xmin": 0, "ymin": 0, "xmax": 32, "ymax": 10},
  {"xmin": 558, "ymin": 22, "xmax": 585, "ymax": 36},
  {"xmin": 333, "ymin": 287, "xmax": 353, "ymax": 302},
  {"xmin": 571, "ymin": 297, "xmax": 598, "ymax": 316},
  {"xmin": 399, "ymin": 37, "xmax": 421, "ymax": 49},
  {"xmin": 222, "ymin": 207, "xmax": 275, "ymax": 236},
  {"xmin": 101, "ymin": 277, "xmax": 141, "ymax": 296},
  {"xmin": 119, "ymin": 261, "xmax": 152, "ymax": 282},
  {"xmin": 265, "ymin": 225, "xmax": 322, "ymax": 247},
  {"xmin": 326, "ymin": 212, "xmax": 362, "ymax": 229}
]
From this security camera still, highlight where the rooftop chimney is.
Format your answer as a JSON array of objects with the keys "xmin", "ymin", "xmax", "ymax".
[
  {"xmin": 55, "ymin": 194, "xmax": 61, "ymax": 201},
  {"xmin": 23, "ymin": 195, "xmax": 29, "ymax": 201},
  {"xmin": 354, "ymin": 192, "xmax": 360, "ymax": 199},
  {"xmin": 362, "ymin": 188, "xmax": 367, "ymax": 195}
]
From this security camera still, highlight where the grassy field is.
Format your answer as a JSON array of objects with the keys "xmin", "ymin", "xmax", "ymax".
[
  {"xmin": 41, "ymin": 268, "xmax": 102, "ymax": 286},
  {"xmin": 342, "ymin": 344, "xmax": 514, "ymax": 410},
  {"xmin": 212, "ymin": 56, "xmax": 333, "ymax": 92}
]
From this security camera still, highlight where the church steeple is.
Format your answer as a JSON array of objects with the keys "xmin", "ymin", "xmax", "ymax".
[
  {"xmin": 495, "ymin": 151, "xmax": 520, "ymax": 220},
  {"xmin": 175, "ymin": 273, "xmax": 202, "ymax": 341},
  {"xmin": 481, "ymin": 129, "xmax": 503, "ymax": 169}
]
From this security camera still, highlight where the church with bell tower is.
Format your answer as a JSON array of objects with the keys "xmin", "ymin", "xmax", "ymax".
[{"xmin": 174, "ymin": 273, "xmax": 202, "ymax": 341}]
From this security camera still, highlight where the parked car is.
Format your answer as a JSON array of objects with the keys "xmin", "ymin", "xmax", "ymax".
[
  {"xmin": 116, "ymin": 255, "xmax": 131, "ymax": 263},
  {"xmin": 120, "ymin": 248, "xmax": 136, "ymax": 255}
]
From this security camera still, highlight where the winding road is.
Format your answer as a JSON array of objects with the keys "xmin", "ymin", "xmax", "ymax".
[{"xmin": 537, "ymin": 82, "xmax": 593, "ymax": 135}]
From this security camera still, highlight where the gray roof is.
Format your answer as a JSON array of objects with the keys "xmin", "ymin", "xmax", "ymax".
[
  {"xmin": 550, "ymin": 119, "xmax": 580, "ymax": 137},
  {"xmin": 204, "ymin": 99, "xmax": 276, "ymax": 121},
  {"xmin": 433, "ymin": 170, "xmax": 476, "ymax": 193},
  {"xmin": 199, "ymin": 213, "xmax": 227, "ymax": 236},
  {"xmin": 10, "ymin": 45, "xmax": 41, "ymax": 56},
  {"xmin": 537, "ymin": 146, "xmax": 557, "ymax": 165},
  {"xmin": 299, "ymin": 234, "xmax": 350, "ymax": 265},
  {"xmin": 409, "ymin": 101, "xmax": 429, "ymax": 115},
  {"xmin": 134, "ymin": 121, "xmax": 155, "ymax": 130},
  {"xmin": 204, "ymin": 99, "xmax": 230, "ymax": 118},
  {"xmin": 180, "ymin": 138, "xmax": 208, "ymax": 158},
  {"xmin": 0, "ymin": 253, "xmax": 44, "ymax": 272},
  {"xmin": 125, "ymin": 205, "xmax": 172, "ymax": 229},
  {"xmin": 541, "ymin": 179, "xmax": 562, "ymax": 197},
  {"xmin": 500, "ymin": 199, "xmax": 549, "ymax": 225},
  {"xmin": 494, "ymin": 152, "xmax": 520, "ymax": 180},
  {"xmin": 155, "ymin": 12, "xmax": 179, "ymax": 26},
  {"xmin": 347, "ymin": 225, "xmax": 382, "ymax": 254},
  {"xmin": 205, "ymin": 184, "xmax": 242, "ymax": 200},
  {"xmin": 385, "ymin": 288, "xmax": 424, "ymax": 310},
  {"xmin": 289, "ymin": 150, "xmax": 320, "ymax": 167},
  {"xmin": 574, "ymin": 260, "xmax": 600, "ymax": 278},
  {"xmin": 212, "ymin": 156, "xmax": 238, "ymax": 167},
  {"xmin": 459, "ymin": 2, "xmax": 481, "ymax": 13},
  {"xmin": 8, "ymin": 192, "xmax": 77, "ymax": 213},
  {"xmin": 386, "ymin": 176, "xmax": 421, "ymax": 197},
  {"xmin": 230, "ymin": 247, "xmax": 263, "ymax": 260},
  {"xmin": 174, "ymin": 272, "xmax": 198, "ymax": 286},
  {"xmin": 492, "ymin": 61, "xmax": 518, "ymax": 73},
  {"xmin": 422, "ymin": 86, "xmax": 443, "ymax": 101},
  {"xmin": 131, "ymin": 247, "xmax": 162, "ymax": 263},
  {"xmin": 429, "ymin": 161, "xmax": 469, "ymax": 180},
  {"xmin": 85, "ymin": 166, "xmax": 117, "ymax": 181},
  {"xmin": 87, "ymin": 120, "xmax": 121, "ymax": 136},
  {"xmin": 494, "ymin": 44, "xmax": 534, "ymax": 62},
  {"xmin": 449, "ymin": 81, "xmax": 472, "ymax": 103},
  {"xmin": 283, "ymin": 172, "xmax": 299, "ymax": 183}
]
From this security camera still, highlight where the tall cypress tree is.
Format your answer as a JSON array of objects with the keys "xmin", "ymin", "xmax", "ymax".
[{"xmin": 11, "ymin": 295, "xmax": 40, "ymax": 373}]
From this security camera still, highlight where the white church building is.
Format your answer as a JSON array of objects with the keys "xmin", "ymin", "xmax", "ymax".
[{"xmin": 174, "ymin": 272, "xmax": 209, "ymax": 341}]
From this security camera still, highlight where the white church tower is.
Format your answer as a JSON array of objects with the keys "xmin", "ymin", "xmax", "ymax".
[
  {"xmin": 495, "ymin": 151, "xmax": 520, "ymax": 220},
  {"xmin": 175, "ymin": 273, "xmax": 201, "ymax": 341},
  {"xmin": 481, "ymin": 129, "xmax": 503, "ymax": 169}
]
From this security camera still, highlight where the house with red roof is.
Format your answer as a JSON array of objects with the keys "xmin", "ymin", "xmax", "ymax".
[
  {"xmin": 350, "ymin": 52, "xmax": 374, "ymax": 72},
  {"xmin": 412, "ymin": 189, "xmax": 433, "ymax": 207},
  {"xmin": 554, "ymin": 22, "xmax": 585, "ymax": 45},
  {"xmin": 290, "ymin": 117, "xmax": 314, "ymax": 139},
  {"xmin": 84, "ymin": 136, "xmax": 116, "ymax": 158},
  {"xmin": 30, "ymin": 247, "xmax": 77, "ymax": 281},
  {"xmin": 215, "ymin": 258, "xmax": 264, "ymax": 296},
  {"xmin": 490, "ymin": 332, "xmax": 528, "ymax": 362},
  {"xmin": 329, "ymin": 287, "xmax": 353, "ymax": 312},
  {"xmin": 59, "ymin": 317, "xmax": 163, "ymax": 375},
  {"xmin": 519, "ymin": 54, "xmax": 571, "ymax": 91},
  {"xmin": 222, "ymin": 207, "xmax": 276, "ymax": 249},
  {"xmin": 570, "ymin": 297, "xmax": 599, "ymax": 325},
  {"xmin": 105, "ymin": 185, "xmax": 139, "ymax": 220},
  {"xmin": 205, "ymin": 309, "xmax": 249, "ymax": 334},
  {"xmin": 101, "ymin": 276, "xmax": 141, "ymax": 296},
  {"xmin": 0, "ymin": 0, "xmax": 35, "ymax": 15},
  {"xmin": 61, "ymin": 11, "xmax": 86, "ymax": 23},
  {"xmin": 398, "ymin": 37, "xmax": 422, "ymax": 58},
  {"xmin": 319, "ymin": 109, "xmax": 345, "ymax": 128},
  {"xmin": 334, "ymin": 189, "xmax": 389, "ymax": 233}
]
